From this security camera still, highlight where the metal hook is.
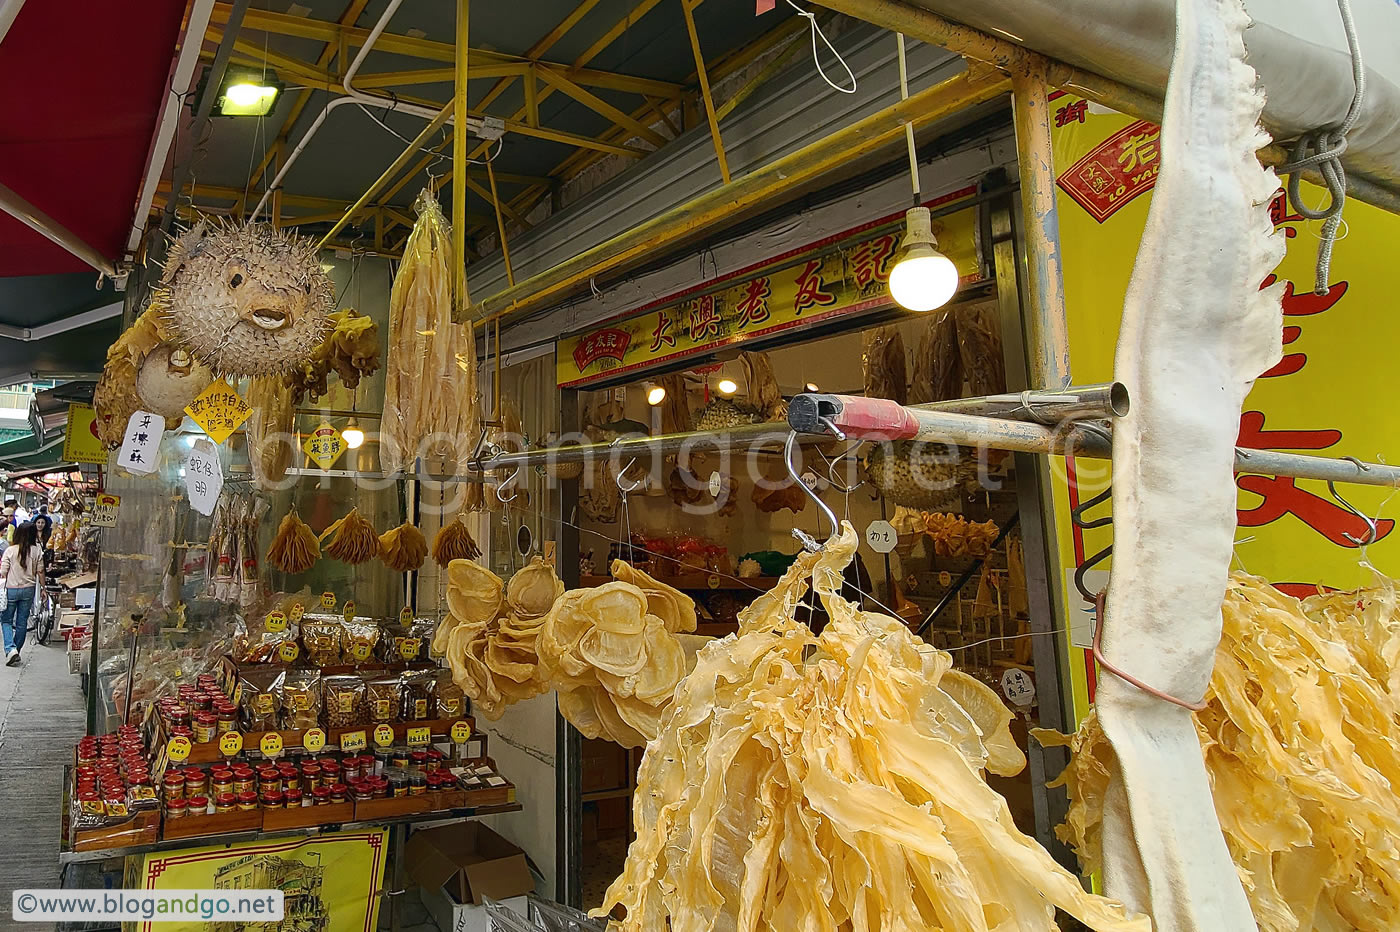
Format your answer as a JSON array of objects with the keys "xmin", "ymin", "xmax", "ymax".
[
  {"xmin": 784, "ymin": 431, "xmax": 837, "ymax": 550},
  {"xmin": 616, "ymin": 458, "xmax": 643, "ymax": 494},
  {"xmin": 1327, "ymin": 475, "xmax": 1378, "ymax": 546},
  {"xmin": 495, "ymin": 463, "xmax": 521, "ymax": 504},
  {"xmin": 815, "ymin": 440, "xmax": 864, "ymax": 494}
]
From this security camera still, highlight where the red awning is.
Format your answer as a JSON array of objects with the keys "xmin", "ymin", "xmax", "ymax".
[{"xmin": 0, "ymin": 0, "xmax": 190, "ymax": 276}]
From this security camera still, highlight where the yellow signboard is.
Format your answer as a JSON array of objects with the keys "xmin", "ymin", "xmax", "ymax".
[
  {"xmin": 556, "ymin": 189, "xmax": 983, "ymax": 387},
  {"xmin": 184, "ymin": 378, "xmax": 252, "ymax": 444},
  {"xmin": 303, "ymin": 421, "xmax": 347, "ymax": 470},
  {"xmin": 63, "ymin": 403, "xmax": 107, "ymax": 464},
  {"xmin": 1047, "ymin": 93, "xmax": 1400, "ymax": 722}
]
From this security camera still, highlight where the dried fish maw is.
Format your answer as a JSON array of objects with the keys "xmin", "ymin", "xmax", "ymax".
[
  {"xmin": 940, "ymin": 668, "xmax": 1027, "ymax": 777},
  {"xmin": 609, "ymin": 559, "xmax": 697, "ymax": 633},
  {"xmin": 630, "ymin": 621, "xmax": 685, "ymax": 704},
  {"xmin": 445, "ymin": 559, "xmax": 503, "ymax": 625},
  {"xmin": 505, "ymin": 555, "xmax": 565, "ymax": 619},
  {"xmin": 558, "ymin": 687, "xmax": 605, "ymax": 739},
  {"xmin": 579, "ymin": 583, "xmax": 648, "ymax": 635},
  {"xmin": 578, "ymin": 627, "xmax": 648, "ymax": 677},
  {"xmin": 484, "ymin": 641, "xmax": 536, "ymax": 684}
]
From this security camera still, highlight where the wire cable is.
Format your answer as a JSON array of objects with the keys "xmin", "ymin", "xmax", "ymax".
[{"xmin": 785, "ymin": 0, "xmax": 855, "ymax": 94}]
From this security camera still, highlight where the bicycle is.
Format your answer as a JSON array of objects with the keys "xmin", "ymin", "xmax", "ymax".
[{"xmin": 32, "ymin": 584, "xmax": 59, "ymax": 645}]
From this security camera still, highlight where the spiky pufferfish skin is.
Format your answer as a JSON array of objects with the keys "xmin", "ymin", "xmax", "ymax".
[{"xmin": 159, "ymin": 222, "xmax": 333, "ymax": 377}]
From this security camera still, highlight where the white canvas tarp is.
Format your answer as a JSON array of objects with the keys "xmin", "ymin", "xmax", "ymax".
[{"xmin": 907, "ymin": 0, "xmax": 1400, "ymax": 188}]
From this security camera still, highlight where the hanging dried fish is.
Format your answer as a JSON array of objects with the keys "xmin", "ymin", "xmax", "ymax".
[
  {"xmin": 247, "ymin": 376, "xmax": 296, "ymax": 489},
  {"xmin": 739, "ymin": 350, "xmax": 785, "ymax": 420},
  {"xmin": 268, "ymin": 509, "xmax": 320, "ymax": 574},
  {"xmin": 432, "ymin": 515, "xmax": 480, "ymax": 566},
  {"xmin": 379, "ymin": 521, "xmax": 428, "ymax": 572},
  {"xmin": 862, "ymin": 325, "xmax": 909, "ymax": 404},
  {"xmin": 320, "ymin": 508, "xmax": 381, "ymax": 564},
  {"xmin": 910, "ymin": 309, "xmax": 962, "ymax": 403},
  {"xmin": 93, "ymin": 302, "xmax": 173, "ymax": 448}
]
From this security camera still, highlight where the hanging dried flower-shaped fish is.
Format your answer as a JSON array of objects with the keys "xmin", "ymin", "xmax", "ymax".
[
  {"xmin": 267, "ymin": 509, "xmax": 319, "ymax": 574},
  {"xmin": 432, "ymin": 515, "xmax": 481, "ymax": 566},
  {"xmin": 379, "ymin": 520, "xmax": 427, "ymax": 572},
  {"xmin": 320, "ymin": 508, "xmax": 381, "ymax": 564}
]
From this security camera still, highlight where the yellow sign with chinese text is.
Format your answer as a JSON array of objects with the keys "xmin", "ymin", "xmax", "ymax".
[
  {"xmin": 1047, "ymin": 93, "xmax": 1400, "ymax": 722},
  {"xmin": 303, "ymin": 421, "xmax": 347, "ymax": 470},
  {"xmin": 556, "ymin": 189, "xmax": 983, "ymax": 387},
  {"xmin": 63, "ymin": 403, "xmax": 107, "ymax": 465},
  {"xmin": 183, "ymin": 379, "xmax": 252, "ymax": 444}
]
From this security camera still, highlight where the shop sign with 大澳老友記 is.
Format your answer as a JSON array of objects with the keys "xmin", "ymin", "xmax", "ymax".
[{"xmin": 556, "ymin": 189, "xmax": 982, "ymax": 388}]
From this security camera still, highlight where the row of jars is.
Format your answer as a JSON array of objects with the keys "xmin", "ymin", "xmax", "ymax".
[{"xmin": 74, "ymin": 726, "xmax": 156, "ymax": 821}]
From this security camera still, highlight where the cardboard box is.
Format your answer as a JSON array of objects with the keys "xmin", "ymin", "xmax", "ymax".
[{"xmin": 406, "ymin": 823, "xmax": 534, "ymax": 932}]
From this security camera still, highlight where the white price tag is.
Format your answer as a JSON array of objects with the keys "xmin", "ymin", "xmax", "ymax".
[
  {"xmin": 118, "ymin": 411, "xmax": 164, "ymax": 474},
  {"xmin": 865, "ymin": 519, "xmax": 897, "ymax": 554},
  {"xmin": 708, "ymin": 472, "xmax": 723, "ymax": 496},
  {"xmin": 92, "ymin": 493, "xmax": 121, "ymax": 529},
  {"xmin": 800, "ymin": 471, "xmax": 820, "ymax": 491},
  {"xmin": 1000, "ymin": 668, "xmax": 1036, "ymax": 707},
  {"xmin": 185, "ymin": 439, "xmax": 224, "ymax": 516}
]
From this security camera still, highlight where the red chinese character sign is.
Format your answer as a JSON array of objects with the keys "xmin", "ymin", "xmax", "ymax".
[
  {"xmin": 556, "ymin": 189, "xmax": 982, "ymax": 387},
  {"xmin": 1047, "ymin": 91, "xmax": 1400, "ymax": 719}
]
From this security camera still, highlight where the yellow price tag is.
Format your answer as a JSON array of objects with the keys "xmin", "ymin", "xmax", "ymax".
[
  {"xmin": 264, "ymin": 610, "xmax": 287, "ymax": 633},
  {"xmin": 320, "ymin": 591, "xmax": 336, "ymax": 610},
  {"xmin": 302, "ymin": 421, "xmax": 348, "ymax": 470},
  {"xmin": 340, "ymin": 730, "xmax": 367, "ymax": 753},
  {"xmin": 260, "ymin": 732, "xmax": 284, "ymax": 758},
  {"xmin": 278, "ymin": 641, "xmax": 300, "ymax": 663},
  {"xmin": 399, "ymin": 637, "xmax": 422, "ymax": 661},
  {"xmin": 183, "ymin": 378, "xmax": 252, "ymax": 445},
  {"xmin": 166, "ymin": 735, "xmax": 192, "ymax": 762},
  {"xmin": 289, "ymin": 602, "xmax": 305, "ymax": 623},
  {"xmin": 406, "ymin": 726, "xmax": 431, "ymax": 748},
  {"xmin": 349, "ymin": 637, "xmax": 374, "ymax": 662},
  {"xmin": 450, "ymin": 720, "xmax": 473, "ymax": 743},
  {"xmin": 342, "ymin": 600, "xmax": 356, "ymax": 622},
  {"xmin": 399, "ymin": 606, "xmax": 413, "ymax": 624},
  {"xmin": 219, "ymin": 731, "xmax": 244, "ymax": 757},
  {"xmin": 303, "ymin": 728, "xmax": 327, "ymax": 753},
  {"xmin": 373, "ymin": 724, "xmax": 396, "ymax": 748},
  {"xmin": 707, "ymin": 574, "xmax": 721, "ymax": 590}
]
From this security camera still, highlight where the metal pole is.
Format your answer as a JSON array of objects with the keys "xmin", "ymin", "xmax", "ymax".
[
  {"xmin": 485, "ymin": 160, "xmax": 515, "ymax": 287},
  {"xmin": 453, "ymin": 0, "xmax": 470, "ymax": 307},
  {"xmin": 916, "ymin": 382, "xmax": 1127, "ymax": 423},
  {"xmin": 0, "ymin": 181, "xmax": 116, "ymax": 278},
  {"xmin": 555, "ymin": 388, "xmax": 583, "ymax": 908},
  {"xmin": 1010, "ymin": 64, "xmax": 1070, "ymax": 389}
]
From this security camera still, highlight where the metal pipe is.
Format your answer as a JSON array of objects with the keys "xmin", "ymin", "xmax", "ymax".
[
  {"xmin": 454, "ymin": 0, "xmax": 470, "ymax": 307},
  {"xmin": 486, "ymin": 159, "xmax": 515, "ymax": 287},
  {"xmin": 0, "ymin": 181, "xmax": 116, "ymax": 278},
  {"xmin": 680, "ymin": 0, "xmax": 731, "ymax": 184},
  {"xmin": 0, "ymin": 0, "xmax": 26, "ymax": 48},
  {"xmin": 1011, "ymin": 65, "xmax": 1070, "ymax": 388},
  {"xmin": 468, "ymin": 65, "xmax": 1012, "ymax": 321},
  {"xmin": 917, "ymin": 382, "xmax": 1128, "ymax": 422},
  {"xmin": 0, "ymin": 301, "xmax": 124, "ymax": 342}
]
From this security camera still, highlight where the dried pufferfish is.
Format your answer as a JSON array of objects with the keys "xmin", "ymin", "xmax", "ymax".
[
  {"xmin": 1039, "ymin": 573, "xmax": 1400, "ymax": 932},
  {"xmin": 319, "ymin": 508, "xmax": 380, "ymax": 564},
  {"xmin": 267, "ymin": 510, "xmax": 319, "ymax": 574},
  {"xmin": 441, "ymin": 557, "xmax": 565, "ymax": 720},
  {"xmin": 538, "ymin": 560, "xmax": 703, "ymax": 748},
  {"xmin": 158, "ymin": 221, "xmax": 334, "ymax": 377},
  {"xmin": 379, "ymin": 521, "xmax": 428, "ymax": 572},
  {"xmin": 598, "ymin": 522, "xmax": 1146, "ymax": 932}
]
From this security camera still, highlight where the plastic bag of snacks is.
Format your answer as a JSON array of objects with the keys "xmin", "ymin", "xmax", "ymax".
[
  {"xmin": 398, "ymin": 669, "xmax": 436, "ymax": 722},
  {"xmin": 324, "ymin": 674, "xmax": 367, "ymax": 729},
  {"xmin": 231, "ymin": 615, "xmax": 300, "ymax": 663},
  {"xmin": 239, "ymin": 667, "xmax": 285, "ymax": 732},
  {"xmin": 366, "ymin": 674, "xmax": 400, "ymax": 724},
  {"xmin": 279, "ymin": 669, "xmax": 322, "ymax": 730},
  {"xmin": 340, "ymin": 618, "xmax": 381, "ymax": 664},
  {"xmin": 300, "ymin": 616, "xmax": 344, "ymax": 666},
  {"xmin": 401, "ymin": 617, "xmax": 438, "ymax": 663},
  {"xmin": 435, "ymin": 670, "xmax": 466, "ymax": 719}
]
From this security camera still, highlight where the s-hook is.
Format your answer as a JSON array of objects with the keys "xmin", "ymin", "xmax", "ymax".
[
  {"xmin": 1328, "ymin": 458, "xmax": 1379, "ymax": 546},
  {"xmin": 495, "ymin": 463, "xmax": 521, "ymax": 504},
  {"xmin": 784, "ymin": 431, "xmax": 837, "ymax": 551}
]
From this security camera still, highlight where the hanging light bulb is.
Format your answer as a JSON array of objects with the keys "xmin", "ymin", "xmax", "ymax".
[
  {"xmin": 716, "ymin": 378, "xmax": 738, "ymax": 396},
  {"xmin": 889, "ymin": 206, "xmax": 959, "ymax": 312},
  {"xmin": 804, "ymin": 382, "xmax": 820, "ymax": 392},
  {"xmin": 342, "ymin": 417, "xmax": 365, "ymax": 449},
  {"xmin": 646, "ymin": 384, "xmax": 667, "ymax": 406}
]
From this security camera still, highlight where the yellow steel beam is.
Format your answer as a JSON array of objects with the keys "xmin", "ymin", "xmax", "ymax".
[
  {"xmin": 486, "ymin": 160, "xmax": 516, "ymax": 287},
  {"xmin": 531, "ymin": 0, "xmax": 605, "ymax": 59},
  {"xmin": 524, "ymin": 67, "xmax": 539, "ymax": 128},
  {"xmin": 572, "ymin": 0, "xmax": 666, "ymax": 70},
  {"xmin": 454, "ymin": 0, "xmax": 470, "ymax": 309},
  {"xmin": 678, "ymin": 0, "xmax": 729, "ymax": 183},
  {"xmin": 535, "ymin": 66, "xmax": 667, "ymax": 148},
  {"xmin": 468, "ymin": 66, "xmax": 1011, "ymax": 321}
]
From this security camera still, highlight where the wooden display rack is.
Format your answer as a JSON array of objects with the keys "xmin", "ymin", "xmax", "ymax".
[
  {"xmin": 71, "ymin": 810, "xmax": 161, "ymax": 852},
  {"xmin": 161, "ymin": 806, "xmax": 263, "ymax": 841}
]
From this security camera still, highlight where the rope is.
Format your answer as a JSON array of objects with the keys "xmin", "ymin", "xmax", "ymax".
[{"xmin": 1276, "ymin": 0, "xmax": 1364, "ymax": 296}]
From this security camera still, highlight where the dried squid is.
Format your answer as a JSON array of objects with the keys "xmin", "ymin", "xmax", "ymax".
[{"xmin": 599, "ymin": 523, "xmax": 1146, "ymax": 931}]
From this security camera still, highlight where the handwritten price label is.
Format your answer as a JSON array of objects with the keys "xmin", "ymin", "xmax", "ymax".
[
  {"xmin": 405, "ymin": 726, "xmax": 431, "ymax": 748},
  {"xmin": 303, "ymin": 728, "xmax": 327, "ymax": 753},
  {"xmin": 166, "ymin": 735, "xmax": 192, "ymax": 762},
  {"xmin": 340, "ymin": 730, "xmax": 367, "ymax": 752},
  {"xmin": 264, "ymin": 610, "xmax": 287, "ymax": 633},
  {"xmin": 219, "ymin": 731, "xmax": 244, "ymax": 757},
  {"xmin": 449, "ymin": 720, "xmax": 473, "ymax": 744},
  {"xmin": 1000, "ymin": 668, "xmax": 1036, "ymax": 708},
  {"xmin": 373, "ymin": 724, "xmax": 396, "ymax": 748},
  {"xmin": 260, "ymin": 732, "xmax": 284, "ymax": 759},
  {"xmin": 865, "ymin": 520, "xmax": 897, "ymax": 554}
]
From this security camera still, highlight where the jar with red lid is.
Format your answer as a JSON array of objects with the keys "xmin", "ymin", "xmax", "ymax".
[
  {"xmin": 168, "ymin": 725, "xmax": 192, "ymax": 741},
  {"xmin": 256, "ymin": 768, "xmax": 281, "ymax": 793},
  {"xmin": 192, "ymin": 713, "xmax": 217, "ymax": 744},
  {"xmin": 277, "ymin": 762, "xmax": 299, "ymax": 783},
  {"xmin": 300, "ymin": 763, "xmax": 321, "ymax": 790},
  {"xmin": 407, "ymin": 771, "xmax": 427, "ymax": 796},
  {"xmin": 236, "ymin": 790, "xmax": 258, "ymax": 811},
  {"xmin": 285, "ymin": 787, "xmax": 304, "ymax": 808},
  {"xmin": 162, "ymin": 771, "xmax": 186, "ymax": 800},
  {"xmin": 312, "ymin": 786, "xmax": 330, "ymax": 806},
  {"xmin": 210, "ymin": 771, "xmax": 233, "ymax": 796},
  {"xmin": 186, "ymin": 795, "xmax": 209, "ymax": 816},
  {"xmin": 232, "ymin": 766, "xmax": 255, "ymax": 795},
  {"xmin": 184, "ymin": 769, "xmax": 208, "ymax": 796},
  {"xmin": 425, "ymin": 749, "xmax": 444, "ymax": 773},
  {"xmin": 409, "ymin": 750, "xmax": 428, "ymax": 770},
  {"xmin": 215, "ymin": 707, "xmax": 237, "ymax": 734},
  {"xmin": 329, "ymin": 783, "xmax": 347, "ymax": 804},
  {"xmin": 169, "ymin": 706, "xmax": 191, "ymax": 729},
  {"xmin": 319, "ymin": 760, "xmax": 341, "ymax": 785},
  {"xmin": 165, "ymin": 797, "xmax": 187, "ymax": 820},
  {"xmin": 261, "ymin": 789, "xmax": 284, "ymax": 810},
  {"xmin": 214, "ymin": 792, "xmax": 236, "ymax": 813}
]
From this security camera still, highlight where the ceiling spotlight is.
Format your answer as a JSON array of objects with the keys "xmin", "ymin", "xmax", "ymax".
[
  {"xmin": 341, "ymin": 418, "xmax": 365, "ymax": 450},
  {"xmin": 889, "ymin": 206, "xmax": 959, "ymax": 312},
  {"xmin": 646, "ymin": 384, "xmax": 667, "ymax": 406},
  {"xmin": 217, "ymin": 70, "xmax": 282, "ymax": 117},
  {"xmin": 805, "ymin": 382, "xmax": 820, "ymax": 392},
  {"xmin": 716, "ymin": 378, "xmax": 738, "ymax": 396}
]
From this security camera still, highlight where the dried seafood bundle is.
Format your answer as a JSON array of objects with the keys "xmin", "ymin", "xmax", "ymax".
[
  {"xmin": 247, "ymin": 375, "xmax": 296, "ymax": 489},
  {"xmin": 1040, "ymin": 573, "xmax": 1400, "ymax": 932},
  {"xmin": 909, "ymin": 309, "xmax": 961, "ymax": 404},
  {"xmin": 739, "ymin": 350, "xmax": 785, "ymax": 420},
  {"xmin": 319, "ymin": 508, "xmax": 381, "ymax": 564},
  {"xmin": 267, "ymin": 510, "xmax": 319, "ymax": 574},
  {"xmin": 379, "ymin": 521, "xmax": 427, "ymax": 572},
  {"xmin": 285, "ymin": 308, "xmax": 382, "ymax": 403},
  {"xmin": 922, "ymin": 511, "xmax": 999, "ymax": 558},
  {"xmin": 539, "ymin": 561, "xmax": 702, "ymax": 748},
  {"xmin": 431, "ymin": 515, "xmax": 480, "ymax": 566},
  {"xmin": 599, "ymin": 524, "xmax": 1146, "ymax": 931},
  {"xmin": 380, "ymin": 190, "xmax": 478, "ymax": 475},
  {"xmin": 862, "ymin": 325, "xmax": 908, "ymax": 404},
  {"xmin": 865, "ymin": 440, "xmax": 987, "ymax": 509},
  {"xmin": 442, "ymin": 558, "xmax": 565, "ymax": 720},
  {"xmin": 94, "ymin": 302, "xmax": 172, "ymax": 448}
]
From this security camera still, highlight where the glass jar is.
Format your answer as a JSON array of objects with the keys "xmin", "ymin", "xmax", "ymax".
[
  {"xmin": 285, "ymin": 788, "xmax": 303, "ymax": 809},
  {"xmin": 210, "ymin": 770, "xmax": 234, "ymax": 797},
  {"xmin": 319, "ymin": 760, "xmax": 341, "ymax": 786},
  {"xmin": 184, "ymin": 769, "xmax": 208, "ymax": 798},
  {"xmin": 300, "ymin": 763, "xmax": 321, "ymax": 791},
  {"xmin": 390, "ymin": 747, "xmax": 410, "ymax": 770},
  {"xmin": 232, "ymin": 766, "xmax": 256, "ymax": 795},
  {"xmin": 329, "ymin": 783, "xmax": 347, "ymax": 804},
  {"xmin": 162, "ymin": 771, "xmax": 185, "ymax": 801},
  {"xmin": 312, "ymin": 787, "xmax": 331, "ymax": 806},
  {"xmin": 257, "ymin": 768, "xmax": 281, "ymax": 794},
  {"xmin": 407, "ymin": 771, "xmax": 427, "ymax": 796},
  {"xmin": 409, "ymin": 750, "xmax": 428, "ymax": 770},
  {"xmin": 387, "ymin": 771, "xmax": 409, "ymax": 798},
  {"xmin": 214, "ymin": 792, "xmax": 236, "ymax": 814},
  {"xmin": 261, "ymin": 790, "xmax": 284, "ymax": 810},
  {"xmin": 216, "ymin": 706, "xmax": 237, "ymax": 734},
  {"xmin": 425, "ymin": 749, "xmax": 444, "ymax": 773},
  {"xmin": 373, "ymin": 748, "xmax": 392, "ymax": 775},
  {"xmin": 192, "ymin": 713, "xmax": 217, "ymax": 744},
  {"xmin": 186, "ymin": 795, "xmax": 209, "ymax": 817},
  {"xmin": 236, "ymin": 791, "xmax": 259, "ymax": 811},
  {"xmin": 165, "ymin": 798, "xmax": 187, "ymax": 820}
]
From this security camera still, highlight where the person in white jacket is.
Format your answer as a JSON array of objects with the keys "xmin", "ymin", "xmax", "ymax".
[{"xmin": 1, "ymin": 522, "xmax": 45, "ymax": 665}]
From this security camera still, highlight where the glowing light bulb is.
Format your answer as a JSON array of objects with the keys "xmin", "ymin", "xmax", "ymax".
[
  {"xmin": 342, "ymin": 418, "xmax": 365, "ymax": 449},
  {"xmin": 889, "ymin": 206, "xmax": 959, "ymax": 312},
  {"xmin": 646, "ymin": 385, "xmax": 667, "ymax": 406},
  {"xmin": 716, "ymin": 378, "xmax": 738, "ymax": 396},
  {"xmin": 805, "ymin": 382, "xmax": 820, "ymax": 392}
]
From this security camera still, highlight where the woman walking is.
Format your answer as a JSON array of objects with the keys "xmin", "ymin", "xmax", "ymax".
[{"xmin": 2, "ymin": 522, "xmax": 44, "ymax": 665}]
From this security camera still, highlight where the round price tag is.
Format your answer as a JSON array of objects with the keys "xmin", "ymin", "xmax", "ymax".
[
  {"xmin": 289, "ymin": 602, "xmax": 305, "ymax": 623},
  {"xmin": 450, "ymin": 720, "xmax": 473, "ymax": 744},
  {"xmin": 342, "ymin": 600, "xmax": 356, "ymax": 621},
  {"xmin": 260, "ymin": 732, "xmax": 284, "ymax": 758},
  {"xmin": 349, "ymin": 637, "xmax": 374, "ymax": 662},
  {"xmin": 865, "ymin": 520, "xmax": 897, "ymax": 554},
  {"xmin": 707, "ymin": 575, "xmax": 721, "ymax": 590},
  {"xmin": 320, "ymin": 591, "xmax": 336, "ymax": 610},
  {"xmin": 219, "ymin": 731, "xmax": 244, "ymax": 757},
  {"xmin": 277, "ymin": 641, "xmax": 300, "ymax": 663},
  {"xmin": 264, "ymin": 610, "xmax": 287, "ymax": 633},
  {"xmin": 166, "ymin": 735, "xmax": 191, "ymax": 762},
  {"xmin": 303, "ymin": 728, "xmax": 327, "ymax": 753},
  {"xmin": 399, "ymin": 606, "xmax": 413, "ymax": 625},
  {"xmin": 1000, "ymin": 668, "xmax": 1036, "ymax": 708},
  {"xmin": 373, "ymin": 724, "xmax": 395, "ymax": 748},
  {"xmin": 707, "ymin": 472, "xmax": 723, "ymax": 496}
]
